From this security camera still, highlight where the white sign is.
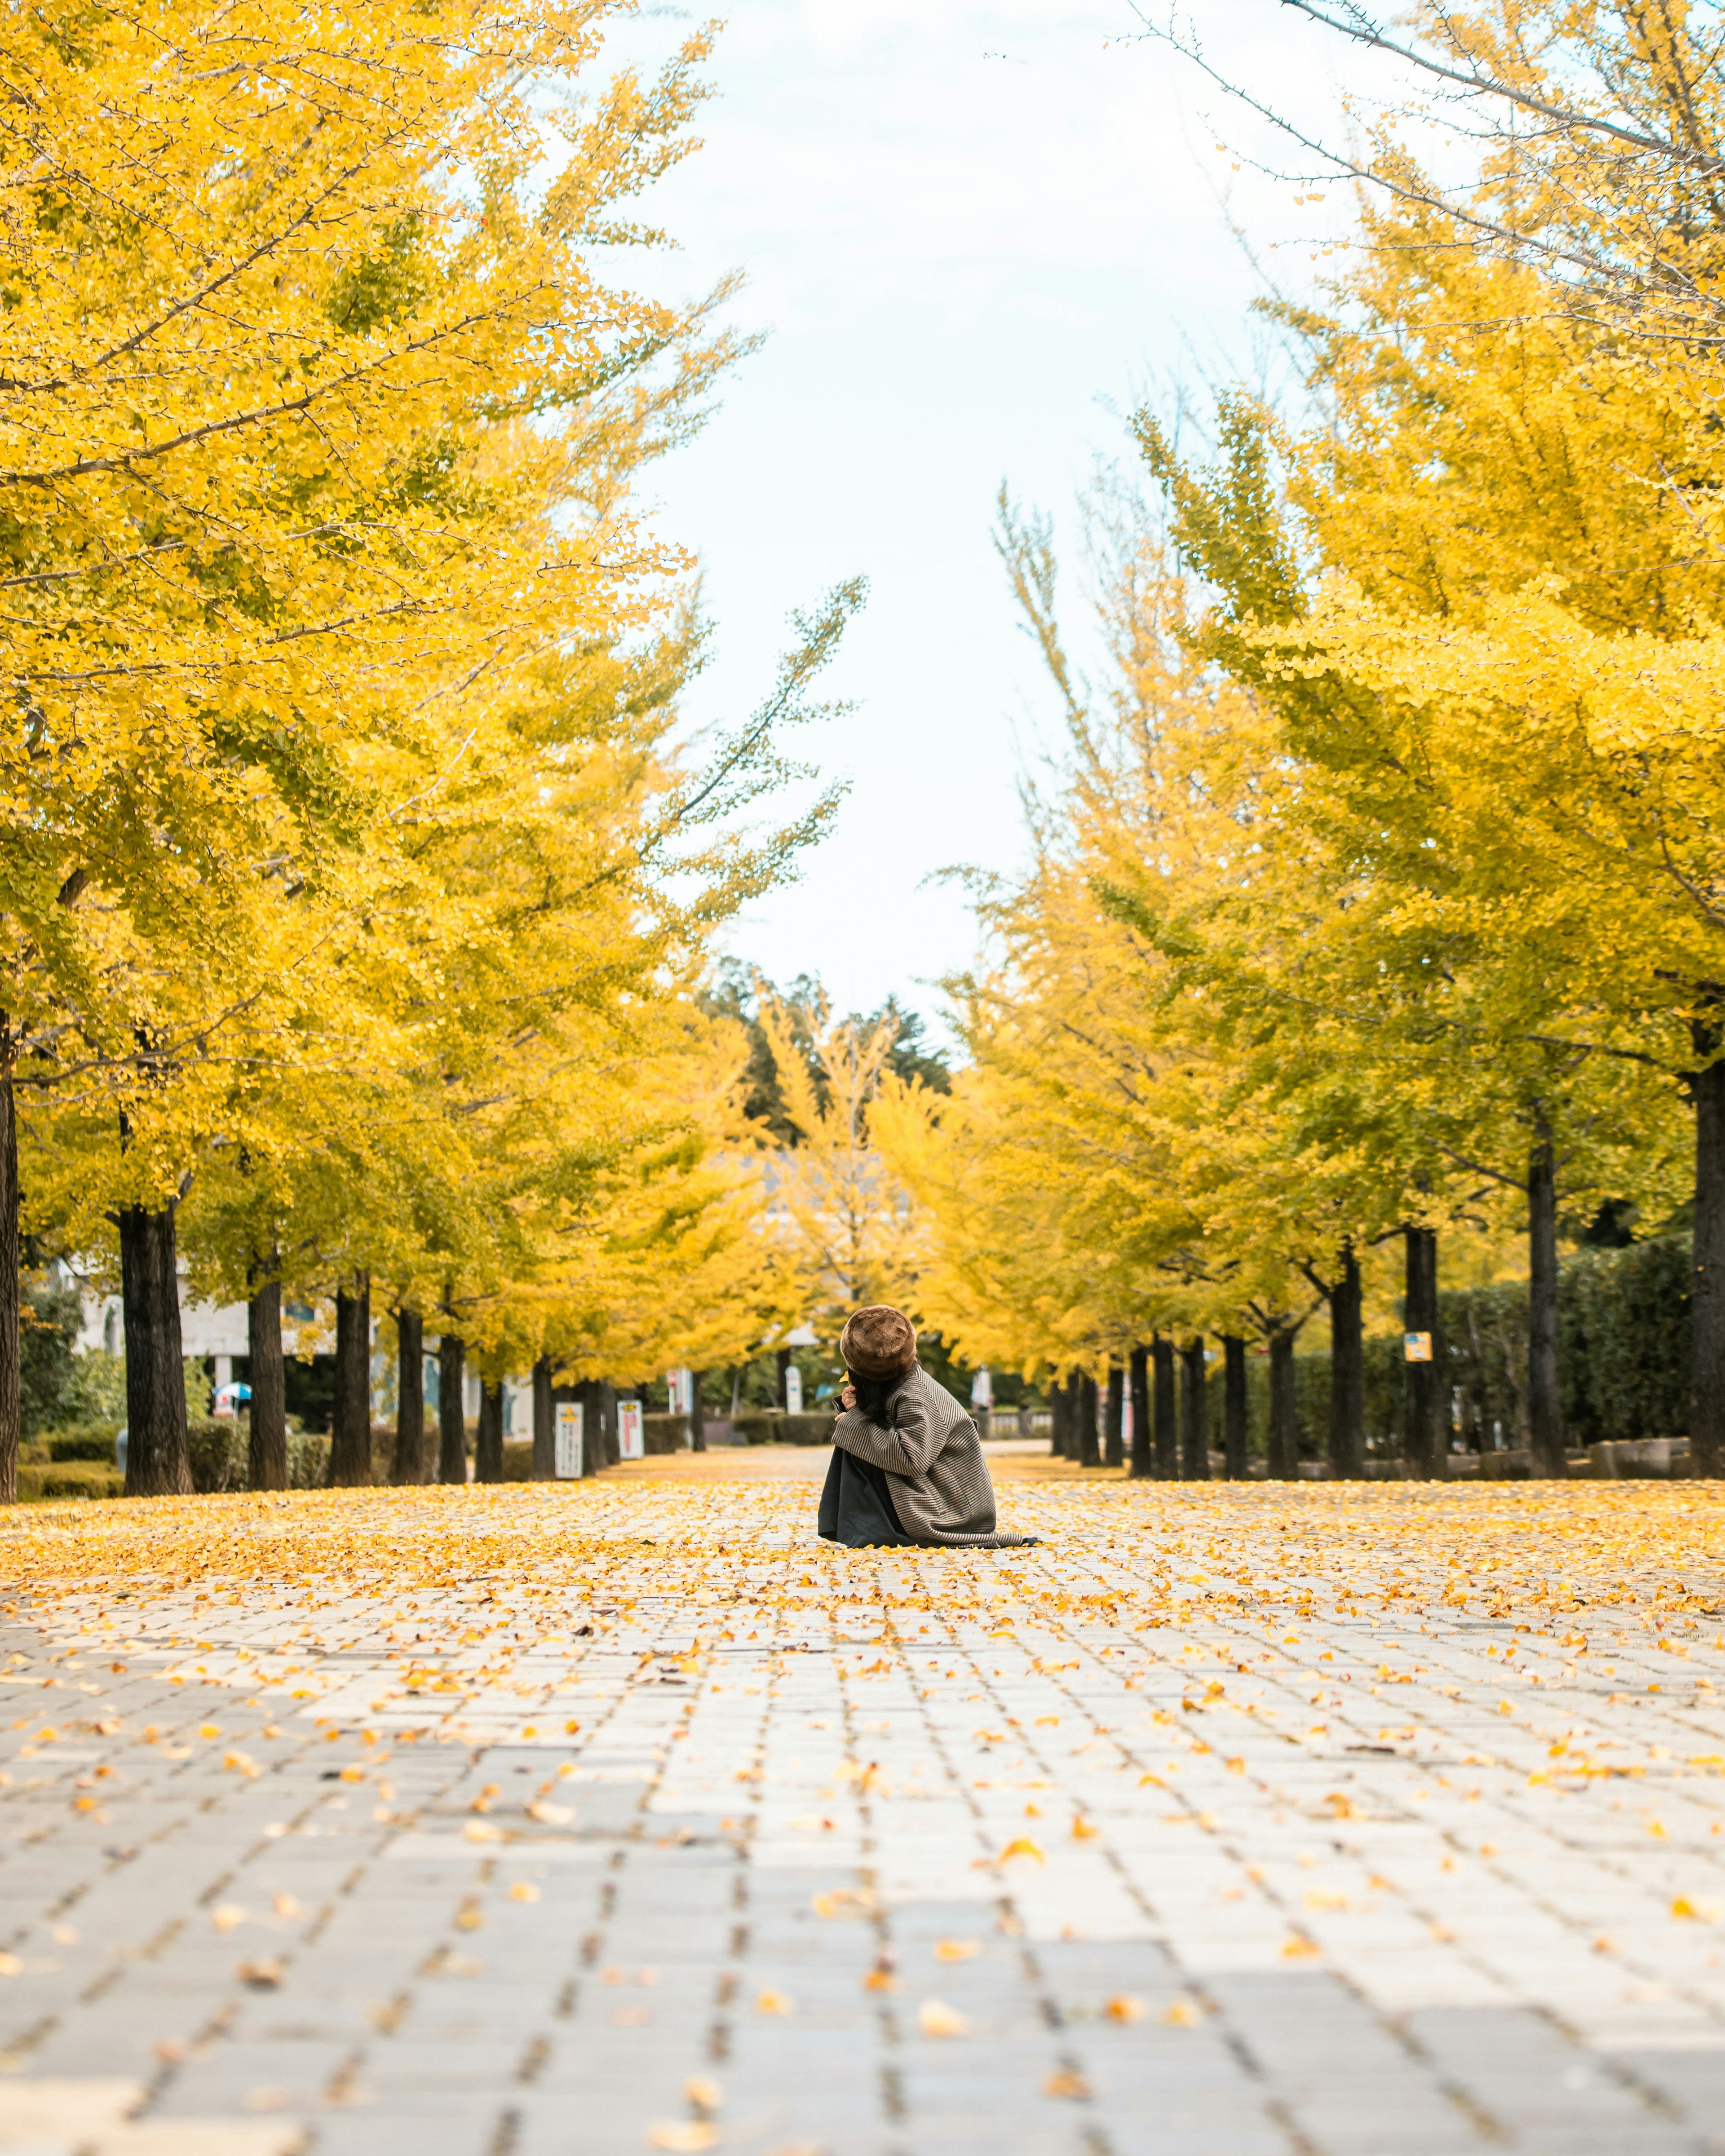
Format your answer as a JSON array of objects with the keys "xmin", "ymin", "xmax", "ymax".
[
  {"xmin": 554, "ymin": 1402, "xmax": 584, "ymax": 1479},
  {"xmin": 970, "ymin": 1367, "xmax": 993, "ymax": 1409},
  {"xmin": 784, "ymin": 1365, "xmax": 804, "ymax": 1414},
  {"xmin": 666, "ymin": 1369, "xmax": 691, "ymax": 1415},
  {"xmin": 618, "ymin": 1399, "xmax": 645, "ymax": 1460}
]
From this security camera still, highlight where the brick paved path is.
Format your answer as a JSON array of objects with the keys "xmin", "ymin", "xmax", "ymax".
[{"xmin": 0, "ymin": 1468, "xmax": 1723, "ymax": 2156}]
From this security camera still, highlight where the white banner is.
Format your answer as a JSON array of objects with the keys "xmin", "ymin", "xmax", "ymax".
[
  {"xmin": 618, "ymin": 1400, "xmax": 645, "ymax": 1460},
  {"xmin": 554, "ymin": 1402, "xmax": 583, "ymax": 1479},
  {"xmin": 784, "ymin": 1365, "xmax": 804, "ymax": 1414}
]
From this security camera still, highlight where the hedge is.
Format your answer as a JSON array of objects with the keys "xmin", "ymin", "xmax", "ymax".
[{"xmin": 17, "ymin": 1460, "xmax": 124, "ymax": 1502}]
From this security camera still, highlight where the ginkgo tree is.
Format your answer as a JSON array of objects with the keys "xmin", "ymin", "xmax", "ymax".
[{"xmin": 0, "ymin": 0, "xmax": 858, "ymax": 1499}]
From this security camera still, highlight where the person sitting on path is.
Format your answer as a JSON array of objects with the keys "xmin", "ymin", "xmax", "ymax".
[{"xmin": 817, "ymin": 1303, "xmax": 1035, "ymax": 1549}]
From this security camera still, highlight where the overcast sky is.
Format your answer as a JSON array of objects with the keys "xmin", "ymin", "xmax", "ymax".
[{"xmin": 610, "ymin": 0, "xmax": 1380, "ymax": 1036}]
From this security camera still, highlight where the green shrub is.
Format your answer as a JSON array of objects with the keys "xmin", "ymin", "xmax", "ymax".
[
  {"xmin": 501, "ymin": 1440, "xmax": 535, "ymax": 1481},
  {"xmin": 730, "ymin": 1410, "xmax": 777, "ymax": 1445},
  {"xmin": 45, "ymin": 1427, "xmax": 119, "ymax": 1463},
  {"xmin": 774, "ymin": 1412, "xmax": 833, "ymax": 1445},
  {"xmin": 288, "ymin": 1431, "xmax": 330, "ymax": 1489},
  {"xmin": 18, "ymin": 1460, "xmax": 124, "ymax": 1502},
  {"xmin": 643, "ymin": 1412, "xmax": 688, "ymax": 1454},
  {"xmin": 187, "ymin": 1419, "xmax": 247, "ymax": 1493}
]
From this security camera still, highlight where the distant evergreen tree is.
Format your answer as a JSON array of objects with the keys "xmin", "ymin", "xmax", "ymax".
[{"xmin": 703, "ymin": 963, "xmax": 950, "ymax": 1144}]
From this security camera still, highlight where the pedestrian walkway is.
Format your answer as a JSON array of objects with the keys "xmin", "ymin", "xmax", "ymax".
[{"xmin": 0, "ymin": 1471, "xmax": 1722, "ymax": 2155}]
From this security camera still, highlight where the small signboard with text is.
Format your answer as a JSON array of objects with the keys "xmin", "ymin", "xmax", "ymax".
[
  {"xmin": 554, "ymin": 1402, "xmax": 583, "ymax": 1479},
  {"xmin": 618, "ymin": 1400, "xmax": 645, "ymax": 1460},
  {"xmin": 1403, "ymin": 1331, "xmax": 1433, "ymax": 1363},
  {"xmin": 785, "ymin": 1366, "xmax": 804, "ymax": 1414}
]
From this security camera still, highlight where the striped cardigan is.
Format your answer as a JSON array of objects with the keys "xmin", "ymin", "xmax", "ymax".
[{"xmin": 832, "ymin": 1366, "xmax": 1031, "ymax": 1548}]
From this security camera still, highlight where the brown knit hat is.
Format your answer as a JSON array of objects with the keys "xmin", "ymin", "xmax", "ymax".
[{"xmin": 840, "ymin": 1304, "xmax": 917, "ymax": 1381}]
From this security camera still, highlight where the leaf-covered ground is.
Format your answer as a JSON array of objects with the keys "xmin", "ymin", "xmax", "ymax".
[{"xmin": 0, "ymin": 1472, "xmax": 1721, "ymax": 2154}]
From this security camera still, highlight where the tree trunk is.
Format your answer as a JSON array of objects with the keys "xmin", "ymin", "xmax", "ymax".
[
  {"xmin": 438, "ymin": 1331, "xmax": 466, "ymax": 1483},
  {"xmin": 1049, "ymin": 1374, "xmax": 1069, "ymax": 1457},
  {"xmin": 1180, "ymin": 1337, "xmax": 1211, "ymax": 1479},
  {"xmin": 1128, "ymin": 1344, "xmax": 1152, "ymax": 1478},
  {"xmin": 689, "ymin": 1369, "xmax": 707, "ymax": 1453},
  {"xmin": 1527, "ymin": 1128, "xmax": 1566, "ymax": 1478},
  {"xmin": 1222, "ymin": 1335, "xmax": 1249, "ymax": 1479},
  {"xmin": 0, "ymin": 1057, "xmax": 18, "ymax": 1507},
  {"xmin": 532, "ymin": 1355, "xmax": 554, "ymax": 1480},
  {"xmin": 330, "ymin": 1275, "xmax": 372, "ymax": 1487},
  {"xmin": 775, "ymin": 1347, "xmax": 791, "ymax": 1410},
  {"xmin": 1327, "ymin": 1244, "xmax": 1364, "ymax": 1480},
  {"xmin": 247, "ymin": 1259, "xmax": 288, "ymax": 1493},
  {"xmin": 1266, "ymin": 1325, "xmax": 1298, "ymax": 1480},
  {"xmin": 576, "ymin": 1377, "xmax": 603, "ymax": 1477},
  {"xmin": 1691, "ymin": 1029, "xmax": 1725, "ymax": 1479},
  {"xmin": 475, "ymin": 1378, "xmax": 504, "ymax": 1484},
  {"xmin": 1104, "ymin": 1365, "xmax": 1124, "ymax": 1467},
  {"xmin": 1152, "ymin": 1334, "xmax": 1178, "ymax": 1478},
  {"xmin": 393, "ymin": 1308, "xmax": 425, "ymax": 1485},
  {"xmin": 1403, "ymin": 1226, "xmax": 1446, "ymax": 1480},
  {"xmin": 600, "ymin": 1380, "xmax": 619, "ymax": 1465},
  {"xmin": 119, "ymin": 1202, "xmax": 192, "ymax": 1496},
  {"xmin": 1078, "ymin": 1372, "xmax": 1101, "ymax": 1467}
]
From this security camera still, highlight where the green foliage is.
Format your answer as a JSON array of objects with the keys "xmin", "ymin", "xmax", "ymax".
[
  {"xmin": 57, "ymin": 1351, "xmax": 126, "ymax": 1428},
  {"xmin": 20, "ymin": 1272, "xmax": 81, "ymax": 1437},
  {"xmin": 184, "ymin": 1357, "xmax": 212, "ymax": 1423}
]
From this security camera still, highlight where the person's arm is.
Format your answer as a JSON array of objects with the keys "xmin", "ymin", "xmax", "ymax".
[{"xmin": 833, "ymin": 1387, "xmax": 948, "ymax": 1476}]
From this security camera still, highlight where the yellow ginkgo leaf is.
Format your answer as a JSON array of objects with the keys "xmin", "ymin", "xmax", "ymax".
[{"xmin": 918, "ymin": 1999, "xmax": 970, "ymax": 2037}]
